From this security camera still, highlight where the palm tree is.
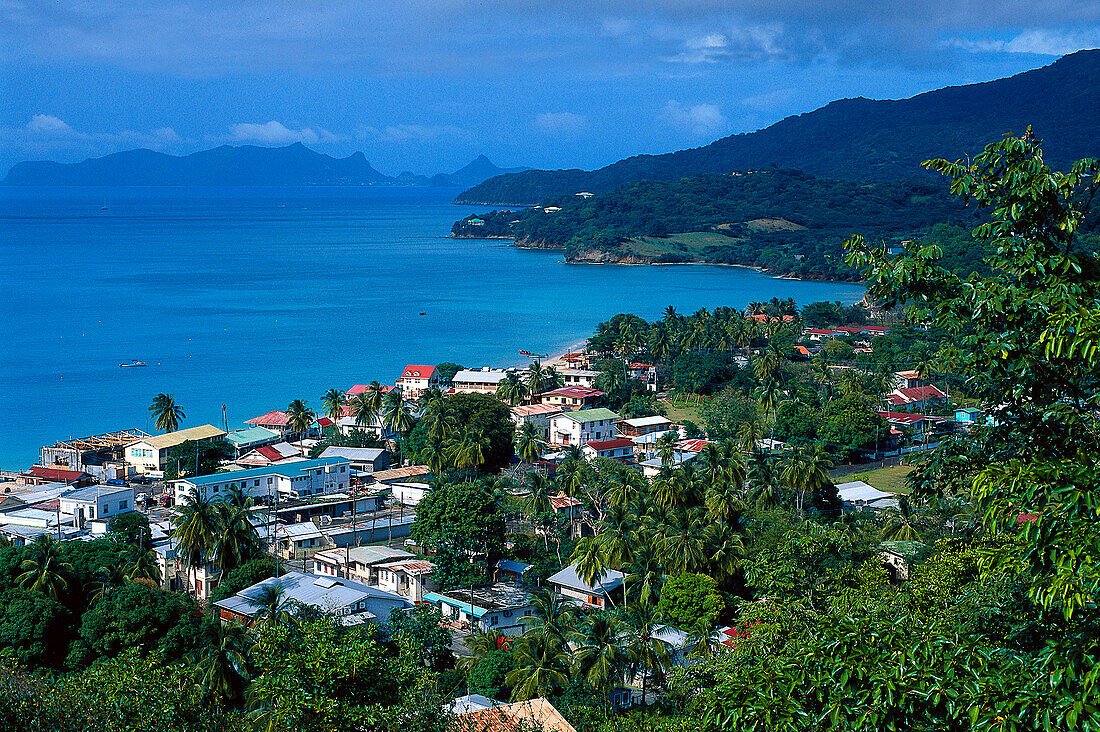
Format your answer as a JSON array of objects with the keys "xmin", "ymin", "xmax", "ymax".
[
  {"xmin": 572, "ymin": 611, "xmax": 629, "ymax": 702},
  {"xmin": 17, "ymin": 535, "xmax": 72, "ymax": 600},
  {"xmin": 655, "ymin": 431, "xmax": 679, "ymax": 468},
  {"xmin": 172, "ymin": 491, "xmax": 219, "ymax": 595},
  {"xmin": 214, "ymin": 493, "xmax": 261, "ymax": 573},
  {"xmin": 348, "ymin": 393, "xmax": 376, "ymax": 434},
  {"xmin": 525, "ymin": 360, "xmax": 549, "ymax": 397},
  {"xmin": 658, "ymin": 506, "xmax": 709, "ymax": 575},
  {"xmin": 705, "ymin": 522, "xmax": 745, "ymax": 584},
  {"xmin": 447, "ymin": 428, "xmax": 488, "ymax": 472},
  {"xmin": 149, "ymin": 393, "xmax": 185, "ymax": 433},
  {"xmin": 882, "ymin": 496, "xmax": 921, "ymax": 541},
  {"xmin": 285, "ymin": 399, "xmax": 315, "ymax": 441},
  {"xmin": 514, "ymin": 421, "xmax": 542, "ymax": 464},
  {"xmin": 620, "ymin": 603, "xmax": 671, "ymax": 705},
  {"xmin": 497, "ymin": 372, "xmax": 530, "ymax": 406},
  {"xmin": 570, "ymin": 536, "xmax": 611, "ymax": 604},
  {"xmin": 89, "ymin": 562, "xmax": 126, "ymax": 604},
  {"xmin": 506, "ymin": 637, "xmax": 570, "ymax": 701},
  {"xmin": 624, "ymin": 538, "xmax": 664, "ymax": 609},
  {"xmin": 123, "ymin": 546, "xmax": 163, "ymax": 583},
  {"xmin": 366, "ymin": 381, "xmax": 385, "ymax": 416},
  {"xmin": 249, "ymin": 583, "xmax": 295, "ymax": 633},
  {"xmin": 321, "ymin": 388, "xmax": 345, "ymax": 428},
  {"xmin": 780, "ymin": 443, "xmax": 834, "ymax": 514},
  {"xmin": 418, "ymin": 438, "xmax": 448, "ymax": 475},
  {"xmin": 191, "ymin": 620, "xmax": 251, "ymax": 704},
  {"xmin": 520, "ymin": 588, "xmax": 577, "ymax": 653},
  {"xmin": 460, "ymin": 628, "xmax": 510, "ymax": 671},
  {"xmin": 382, "ymin": 390, "xmax": 413, "ymax": 435}
]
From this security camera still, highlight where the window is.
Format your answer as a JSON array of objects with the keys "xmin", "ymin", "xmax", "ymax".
[
  {"xmin": 120, "ymin": 500, "xmax": 127, "ymax": 510},
  {"xmin": 503, "ymin": 610, "xmax": 512, "ymax": 617}
]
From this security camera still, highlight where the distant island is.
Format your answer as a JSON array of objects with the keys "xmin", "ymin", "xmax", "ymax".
[
  {"xmin": 1, "ymin": 145, "xmax": 528, "ymax": 187},
  {"xmin": 456, "ymin": 49, "xmax": 1100, "ymax": 205}
]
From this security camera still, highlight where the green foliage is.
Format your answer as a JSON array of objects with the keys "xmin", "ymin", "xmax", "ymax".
[
  {"xmin": 773, "ymin": 401, "xmax": 821, "ymax": 444},
  {"xmin": 209, "ymin": 555, "xmax": 277, "ymax": 603},
  {"xmin": 78, "ymin": 581, "xmax": 203, "ymax": 663},
  {"xmin": 164, "ymin": 438, "xmax": 231, "ymax": 480},
  {"xmin": 466, "ymin": 648, "xmax": 514, "ymax": 700},
  {"xmin": 388, "ymin": 605, "xmax": 453, "ymax": 671},
  {"xmin": 819, "ymin": 393, "xmax": 886, "ymax": 459},
  {"xmin": 434, "ymin": 362, "xmax": 463, "ymax": 384},
  {"xmin": 447, "ymin": 393, "xmax": 516, "ymax": 472},
  {"xmin": 106, "ymin": 512, "xmax": 152, "ymax": 548},
  {"xmin": 0, "ymin": 589, "xmax": 72, "ymax": 668},
  {"xmin": 411, "ymin": 480, "xmax": 505, "ymax": 589},
  {"xmin": 656, "ymin": 573, "xmax": 723, "ymax": 631},
  {"xmin": 670, "ymin": 353, "xmax": 739, "ymax": 395},
  {"xmin": 700, "ymin": 390, "xmax": 756, "ymax": 440}
]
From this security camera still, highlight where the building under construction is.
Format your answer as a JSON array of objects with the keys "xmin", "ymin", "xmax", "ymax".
[{"xmin": 39, "ymin": 430, "xmax": 149, "ymax": 474}]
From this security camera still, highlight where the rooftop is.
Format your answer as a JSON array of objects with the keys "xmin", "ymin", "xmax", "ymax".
[
  {"xmin": 400, "ymin": 365, "xmax": 436, "ymax": 380},
  {"xmin": 836, "ymin": 480, "xmax": 895, "ymax": 503},
  {"xmin": 214, "ymin": 571, "xmax": 410, "ymax": 623},
  {"xmin": 319, "ymin": 446, "xmax": 387, "ymax": 462},
  {"xmin": 225, "ymin": 427, "xmax": 280, "ymax": 446},
  {"xmin": 315, "ymin": 545, "xmax": 414, "ymax": 566},
  {"xmin": 370, "ymin": 465, "xmax": 432, "ymax": 483},
  {"xmin": 542, "ymin": 386, "xmax": 605, "ymax": 399},
  {"xmin": 61, "ymin": 484, "xmax": 132, "ymax": 503},
  {"xmin": 22, "ymin": 466, "xmax": 90, "ymax": 482},
  {"xmin": 584, "ymin": 438, "xmax": 634, "ymax": 451},
  {"xmin": 173, "ymin": 456, "xmax": 349, "ymax": 487},
  {"xmin": 245, "ymin": 410, "xmax": 291, "ymax": 427},
  {"xmin": 428, "ymin": 582, "xmax": 535, "ymax": 613},
  {"xmin": 511, "ymin": 403, "xmax": 563, "ymax": 417},
  {"xmin": 546, "ymin": 563, "xmax": 624, "ymax": 595},
  {"xmin": 453, "ymin": 369, "xmax": 511, "ymax": 384},
  {"xmin": 622, "ymin": 415, "xmax": 672, "ymax": 428},
  {"xmin": 553, "ymin": 408, "xmax": 620, "ymax": 424},
  {"xmin": 136, "ymin": 424, "xmax": 226, "ymax": 449}
]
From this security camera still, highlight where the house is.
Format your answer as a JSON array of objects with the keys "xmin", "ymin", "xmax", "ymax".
[
  {"xmin": 369, "ymin": 465, "xmax": 432, "ymax": 484},
  {"xmin": 424, "ymin": 583, "xmax": 537, "ymax": 635},
  {"xmin": 396, "ymin": 365, "xmax": 440, "ymax": 398},
  {"xmin": 273, "ymin": 491, "xmax": 385, "ymax": 524},
  {"xmin": 676, "ymin": 438, "xmax": 712, "ymax": 453},
  {"xmin": 59, "ymin": 484, "xmax": 135, "ymax": 526},
  {"xmin": 877, "ymin": 411, "xmax": 953, "ymax": 442},
  {"xmin": 639, "ymin": 451, "xmax": 698, "ymax": 478},
  {"xmin": 236, "ymin": 441, "xmax": 303, "ymax": 467},
  {"xmin": 877, "ymin": 541, "xmax": 930, "ymax": 581},
  {"xmin": 276, "ymin": 514, "xmax": 414, "ymax": 560},
  {"xmin": 124, "ymin": 425, "xmax": 226, "ymax": 476},
  {"xmin": 559, "ymin": 369, "xmax": 599, "ymax": 388},
  {"xmin": 39, "ymin": 429, "xmax": 148, "ymax": 476},
  {"xmin": 539, "ymin": 386, "xmax": 606, "ymax": 410},
  {"xmin": 803, "ymin": 327, "xmax": 840, "ymax": 342},
  {"xmin": 548, "ymin": 492, "xmax": 584, "ymax": 525},
  {"xmin": 955, "ymin": 407, "xmax": 983, "ymax": 425},
  {"xmin": 171, "ymin": 457, "xmax": 351, "ymax": 504},
  {"xmin": 893, "ymin": 369, "xmax": 924, "ymax": 389},
  {"xmin": 451, "ymin": 698, "xmax": 578, "ymax": 732},
  {"xmin": 627, "ymin": 363, "xmax": 658, "ymax": 391},
  {"xmin": 318, "ymin": 446, "xmax": 391, "ymax": 474},
  {"xmin": 17, "ymin": 466, "xmax": 94, "ymax": 488},
  {"xmin": 548, "ymin": 408, "xmax": 621, "ymax": 447},
  {"xmin": 312, "ymin": 546, "xmax": 436, "ymax": 601},
  {"xmin": 213, "ymin": 572, "xmax": 412, "ymax": 627},
  {"xmin": 452, "ymin": 368, "xmax": 513, "ymax": 394},
  {"xmin": 836, "ymin": 480, "xmax": 899, "ymax": 512},
  {"xmin": 887, "ymin": 384, "xmax": 948, "ymax": 411},
  {"xmin": 345, "ymin": 383, "xmax": 397, "ymax": 398},
  {"xmin": 510, "ymin": 403, "xmax": 563, "ymax": 435},
  {"xmin": 390, "ymin": 482, "xmax": 432, "ymax": 507},
  {"xmin": 244, "ymin": 410, "xmax": 293, "ymax": 434},
  {"xmin": 582, "ymin": 438, "xmax": 635, "ymax": 461},
  {"xmin": 225, "ymin": 427, "xmax": 281, "ymax": 455},
  {"xmin": 335, "ymin": 413, "xmax": 392, "ymax": 440},
  {"xmin": 492, "ymin": 559, "xmax": 534, "ymax": 584},
  {"xmin": 618, "ymin": 415, "xmax": 673, "ymax": 437},
  {"xmin": 546, "ymin": 563, "xmax": 624, "ymax": 608}
]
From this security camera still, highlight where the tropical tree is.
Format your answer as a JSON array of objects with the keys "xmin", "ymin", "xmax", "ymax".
[
  {"xmin": 149, "ymin": 393, "xmax": 185, "ymax": 433},
  {"xmin": 382, "ymin": 390, "xmax": 413, "ymax": 435},
  {"xmin": 881, "ymin": 496, "xmax": 921, "ymax": 541},
  {"xmin": 285, "ymin": 399, "xmax": 315, "ymax": 441},
  {"xmin": 657, "ymin": 506, "xmax": 709, "ymax": 575},
  {"xmin": 655, "ymin": 430, "xmax": 679, "ymax": 467},
  {"xmin": 190, "ymin": 620, "xmax": 251, "ymax": 705},
  {"xmin": 214, "ymin": 490, "xmax": 262, "ymax": 573},
  {"xmin": 514, "ymin": 421, "xmax": 542, "ymax": 464},
  {"xmin": 348, "ymin": 393, "xmax": 377, "ymax": 433},
  {"xmin": 249, "ymin": 583, "xmax": 295, "ymax": 634},
  {"xmin": 780, "ymin": 443, "xmax": 836, "ymax": 514},
  {"xmin": 171, "ymin": 491, "xmax": 219, "ymax": 596},
  {"xmin": 620, "ymin": 603, "xmax": 671, "ymax": 705},
  {"xmin": 496, "ymin": 372, "xmax": 530, "ymax": 406},
  {"xmin": 570, "ymin": 536, "xmax": 611, "ymax": 603},
  {"xmin": 572, "ymin": 611, "xmax": 630, "ymax": 701},
  {"xmin": 418, "ymin": 438, "xmax": 448, "ymax": 475},
  {"xmin": 123, "ymin": 546, "xmax": 163, "ymax": 584},
  {"xmin": 17, "ymin": 535, "xmax": 72, "ymax": 601},
  {"xmin": 505, "ymin": 637, "xmax": 569, "ymax": 701},
  {"xmin": 321, "ymin": 388, "xmax": 345, "ymax": 426}
]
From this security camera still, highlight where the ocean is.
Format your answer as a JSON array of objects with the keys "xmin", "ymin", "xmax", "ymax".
[{"xmin": 0, "ymin": 185, "xmax": 865, "ymax": 469}]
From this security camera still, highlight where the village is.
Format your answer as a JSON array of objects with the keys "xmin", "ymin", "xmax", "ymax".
[{"xmin": 0, "ymin": 305, "xmax": 991, "ymax": 728}]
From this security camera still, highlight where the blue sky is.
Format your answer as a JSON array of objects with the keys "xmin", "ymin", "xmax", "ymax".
[{"xmin": 2, "ymin": 1, "xmax": 1098, "ymax": 176}]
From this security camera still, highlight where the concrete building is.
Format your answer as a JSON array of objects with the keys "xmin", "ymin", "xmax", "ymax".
[
  {"xmin": 124, "ymin": 425, "xmax": 226, "ymax": 476},
  {"xmin": 549, "ymin": 408, "xmax": 620, "ymax": 447},
  {"xmin": 318, "ymin": 446, "xmax": 390, "ymax": 474},
  {"xmin": 39, "ymin": 430, "xmax": 147, "ymax": 476},
  {"xmin": 558, "ymin": 369, "xmax": 599, "ymax": 389},
  {"xmin": 59, "ymin": 484, "xmax": 135, "ymax": 526},
  {"xmin": 390, "ymin": 482, "xmax": 432, "ymax": 506},
  {"xmin": 236, "ymin": 442, "xmax": 303, "ymax": 467},
  {"xmin": 539, "ymin": 386, "xmax": 606, "ymax": 410},
  {"xmin": 171, "ymin": 457, "xmax": 351, "ymax": 504},
  {"xmin": 452, "ymin": 368, "xmax": 513, "ymax": 394},
  {"xmin": 214, "ymin": 572, "xmax": 412, "ymax": 627},
  {"xmin": 546, "ymin": 563, "xmax": 624, "ymax": 608},
  {"xmin": 510, "ymin": 403, "xmax": 563, "ymax": 435},
  {"xmin": 244, "ymin": 410, "xmax": 293, "ymax": 435},
  {"xmin": 225, "ymin": 427, "xmax": 282, "ymax": 455},
  {"xmin": 312, "ymin": 546, "xmax": 436, "ymax": 602},
  {"xmin": 396, "ymin": 365, "xmax": 440, "ymax": 398},
  {"xmin": 424, "ymin": 583, "xmax": 536, "ymax": 635},
  {"xmin": 582, "ymin": 438, "xmax": 635, "ymax": 461},
  {"xmin": 618, "ymin": 415, "xmax": 674, "ymax": 438}
]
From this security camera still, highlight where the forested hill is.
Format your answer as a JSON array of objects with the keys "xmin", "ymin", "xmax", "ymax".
[
  {"xmin": 456, "ymin": 49, "xmax": 1100, "ymax": 205},
  {"xmin": 452, "ymin": 168, "xmax": 984, "ymax": 279}
]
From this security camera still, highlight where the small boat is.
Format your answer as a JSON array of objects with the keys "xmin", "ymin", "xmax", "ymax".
[
  {"xmin": 119, "ymin": 360, "xmax": 147, "ymax": 368},
  {"xmin": 519, "ymin": 350, "xmax": 548, "ymax": 358},
  {"xmin": 419, "ymin": 312, "xmax": 426, "ymax": 316}
]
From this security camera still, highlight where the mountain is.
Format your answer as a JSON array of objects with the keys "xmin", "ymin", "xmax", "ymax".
[
  {"xmin": 430, "ymin": 155, "xmax": 530, "ymax": 187},
  {"xmin": 2, "ymin": 146, "xmax": 527, "ymax": 188},
  {"xmin": 457, "ymin": 49, "xmax": 1100, "ymax": 205},
  {"xmin": 2, "ymin": 143, "xmax": 394, "ymax": 186}
]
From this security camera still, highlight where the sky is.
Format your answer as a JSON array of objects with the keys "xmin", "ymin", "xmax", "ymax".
[{"xmin": 2, "ymin": 1, "xmax": 1099, "ymax": 176}]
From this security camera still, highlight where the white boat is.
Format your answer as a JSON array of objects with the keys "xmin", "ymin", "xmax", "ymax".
[{"xmin": 119, "ymin": 360, "xmax": 147, "ymax": 367}]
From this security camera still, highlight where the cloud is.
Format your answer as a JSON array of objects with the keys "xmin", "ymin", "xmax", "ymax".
[
  {"xmin": 947, "ymin": 29, "xmax": 1100, "ymax": 56},
  {"xmin": 228, "ymin": 121, "xmax": 336, "ymax": 145},
  {"xmin": 535, "ymin": 112, "xmax": 587, "ymax": 134},
  {"xmin": 664, "ymin": 101, "xmax": 727, "ymax": 136},
  {"xmin": 26, "ymin": 114, "xmax": 75, "ymax": 135}
]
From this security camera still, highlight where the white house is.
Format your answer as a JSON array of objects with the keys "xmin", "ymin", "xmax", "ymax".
[
  {"xmin": 396, "ymin": 365, "xmax": 440, "ymax": 398},
  {"xmin": 452, "ymin": 368, "xmax": 513, "ymax": 394},
  {"xmin": 59, "ymin": 484, "xmax": 135, "ymax": 526},
  {"xmin": 559, "ymin": 369, "xmax": 599, "ymax": 389},
  {"xmin": 549, "ymin": 408, "xmax": 621, "ymax": 447},
  {"xmin": 618, "ymin": 415, "xmax": 674, "ymax": 437},
  {"xmin": 171, "ymin": 457, "xmax": 351, "ymax": 504},
  {"xmin": 390, "ymin": 482, "xmax": 432, "ymax": 506},
  {"xmin": 318, "ymin": 446, "xmax": 391, "ymax": 473},
  {"xmin": 546, "ymin": 563, "xmax": 624, "ymax": 608},
  {"xmin": 510, "ymin": 403, "xmax": 563, "ymax": 435},
  {"xmin": 124, "ymin": 424, "xmax": 226, "ymax": 476},
  {"xmin": 312, "ymin": 545, "xmax": 436, "ymax": 601},
  {"xmin": 582, "ymin": 439, "xmax": 635, "ymax": 461}
]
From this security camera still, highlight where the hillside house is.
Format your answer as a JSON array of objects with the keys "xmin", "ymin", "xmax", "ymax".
[
  {"xmin": 244, "ymin": 410, "xmax": 293, "ymax": 434},
  {"xmin": 171, "ymin": 457, "xmax": 351, "ymax": 504},
  {"xmin": 396, "ymin": 365, "xmax": 440, "ymax": 398},
  {"xmin": 559, "ymin": 369, "xmax": 599, "ymax": 388},
  {"xmin": 582, "ymin": 438, "xmax": 635, "ymax": 461},
  {"xmin": 549, "ymin": 408, "xmax": 621, "ymax": 447},
  {"xmin": 452, "ymin": 368, "xmax": 512, "ymax": 394},
  {"xmin": 425, "ymin": 583, "xmax": 536, "ymax": 635},
  {"xmin": 214, "ymin": 572, "xmax": 411, "ymax": 627},
  {"xmin": 539, "ymin": 386, "xmax": 606, "ymax": 410},
  {"xmin": 618, "ymin": 415, "xmax": 673, "ymax": 437},
  {"xmin": 547, "ymin": 563, "xmax": 624, "ymax": 608},
  {"xmin": 124, "ymin": 425, "xmax": 226, "ymax": 476}
]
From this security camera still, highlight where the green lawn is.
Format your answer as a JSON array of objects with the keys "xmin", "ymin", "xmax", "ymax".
[
  {"xmin": 625, "ymin": 231, "xmax": 734, "ymax": 259},
  {"xmin": 841, "ymin": 465, "xmax": 914, "ymax": 495},
  {"xmin": 660, "ymin": 397, "xmax": 704, "ymax": 425}
]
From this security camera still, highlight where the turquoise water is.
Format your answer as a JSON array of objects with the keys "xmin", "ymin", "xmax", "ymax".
[{"xmin": 0, "ymin": 186, "xmax": 865, "ymax": 468}]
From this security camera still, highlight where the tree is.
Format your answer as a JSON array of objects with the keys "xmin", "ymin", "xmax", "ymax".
[
  {"xmin": 189, "ymin": 620, "xmax": 251, "ymax": 705},
  {"xmin": 106, "ymin": 512, "xmax": 152, "ymax": 549},
  {"xmin": 443, "ymin": 393, "xmax": 516, "ymax": 472},
  {"xmin": 213, "ymin": 490, "xmax": 262, "ymax": 573},
  {"xmin": 571, "ymin": 610, "xmax": 630, "ymax": 702},
  {"xmin": 285, "ymin": 399, "xmax": 315, "ymax": 440},
  {"xmin": 78, "ymin": 580, "xmax": 203, "ymax": 662},
  {"xmin": 411, "ymin": 480, "xmax": 505, "ymax": 589},
  {"xmin": 148, "ymin": 393, "xmax": 185, "ymax": 433},
  {"xmin": 467, "ymin": 648, "xmax": 514, "ymax": 700},
  {"xmin": 322, "ymin": 387, "xmax": 345, "ymax": 426},
  {"xmin": 382, "ymin": 390, "xmax": 414, "ymax": 435},
  {"xmin": 819, "ymin": 393, "xmax": 886, "ymax": 460},
  {"xmin": 348, "ymin": 392, "xmax": 377, "ymax": 433},
  {"xmin": 435, "ymin": 362, "xmax": 464, "ymax": 385},
  {"xmin": 16, "ymin": 535, "xmax": 71, "ymax": 601},
  {"xmin": 171, "ymin": 491, "xmax": 219, "ymax": 595},
  {"xmin": 514, "ymin": 421, "xmax": 542, "ymax": 464},
  {"xmin": 656, "ymin": 573, "xmax": 723, "ymax": 631},
  {"xmin": 619, "ymin": 603, "xmax": 671, "ymax": 705},
  {"xmin": 210, "ymin": 555, "xmax": 278, "ymax": 603},
  {"xmin": 496, "ymin": 372, "xmax": 530, "ymax": 406},
  {"xmin": 0, "ymin": 588, "xmax": 72, "ymax": 668},
  {"xmin": 388, "ymin": 604, "xmax": 452, "ymax": 670},
  {"xmin": 164, "ymin": 437, "xmax": 230, "ymax": 480}
]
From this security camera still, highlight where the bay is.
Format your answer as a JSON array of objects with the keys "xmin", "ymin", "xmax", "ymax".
[{"xmin": 0, "ymin": 185, "xmax": 865, "ymax": 468}]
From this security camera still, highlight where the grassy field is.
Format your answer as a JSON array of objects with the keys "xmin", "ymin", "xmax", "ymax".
[
  {"xmin": 841, "ymin": 465, "xmax": 914, "ymax": 495},
  {"xmin": 624, "ymin": 231, "xmax": 734, "ymax": 259},
  {"xmin": 660, "ymin": 396, "xmax": 705, "ymax": 425}
]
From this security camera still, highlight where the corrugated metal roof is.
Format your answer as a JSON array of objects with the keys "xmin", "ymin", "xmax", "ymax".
[
  {"xmin": 138, "ymin": 425, "xmax": 226, "ymax": 449},
  {"xmin": 553, "ymin": 408, "xmax": 620, "ymax": 424}
]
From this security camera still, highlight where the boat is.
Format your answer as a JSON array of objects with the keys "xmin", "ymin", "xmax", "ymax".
[
  {"xmin": 519, "ymin": 350, "xmax": 549, "ymax": 358},
  {"xmin": 119, "ymin": 360, "xmax": 147, "ymax": 367}
]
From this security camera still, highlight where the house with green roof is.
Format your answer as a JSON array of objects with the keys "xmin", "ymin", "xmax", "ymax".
[
  {"xmin": 549, "ymin": 408, "xmax": 620, "ymax": 447},
  {"xmin": 225, "ymin": 426, "xmax": 281, "ymax": 455}
]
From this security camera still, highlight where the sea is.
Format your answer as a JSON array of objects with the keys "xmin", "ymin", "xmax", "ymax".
[{"xmin": 0, "ymin": 185, "xmax": 865, "ymax": 469}]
